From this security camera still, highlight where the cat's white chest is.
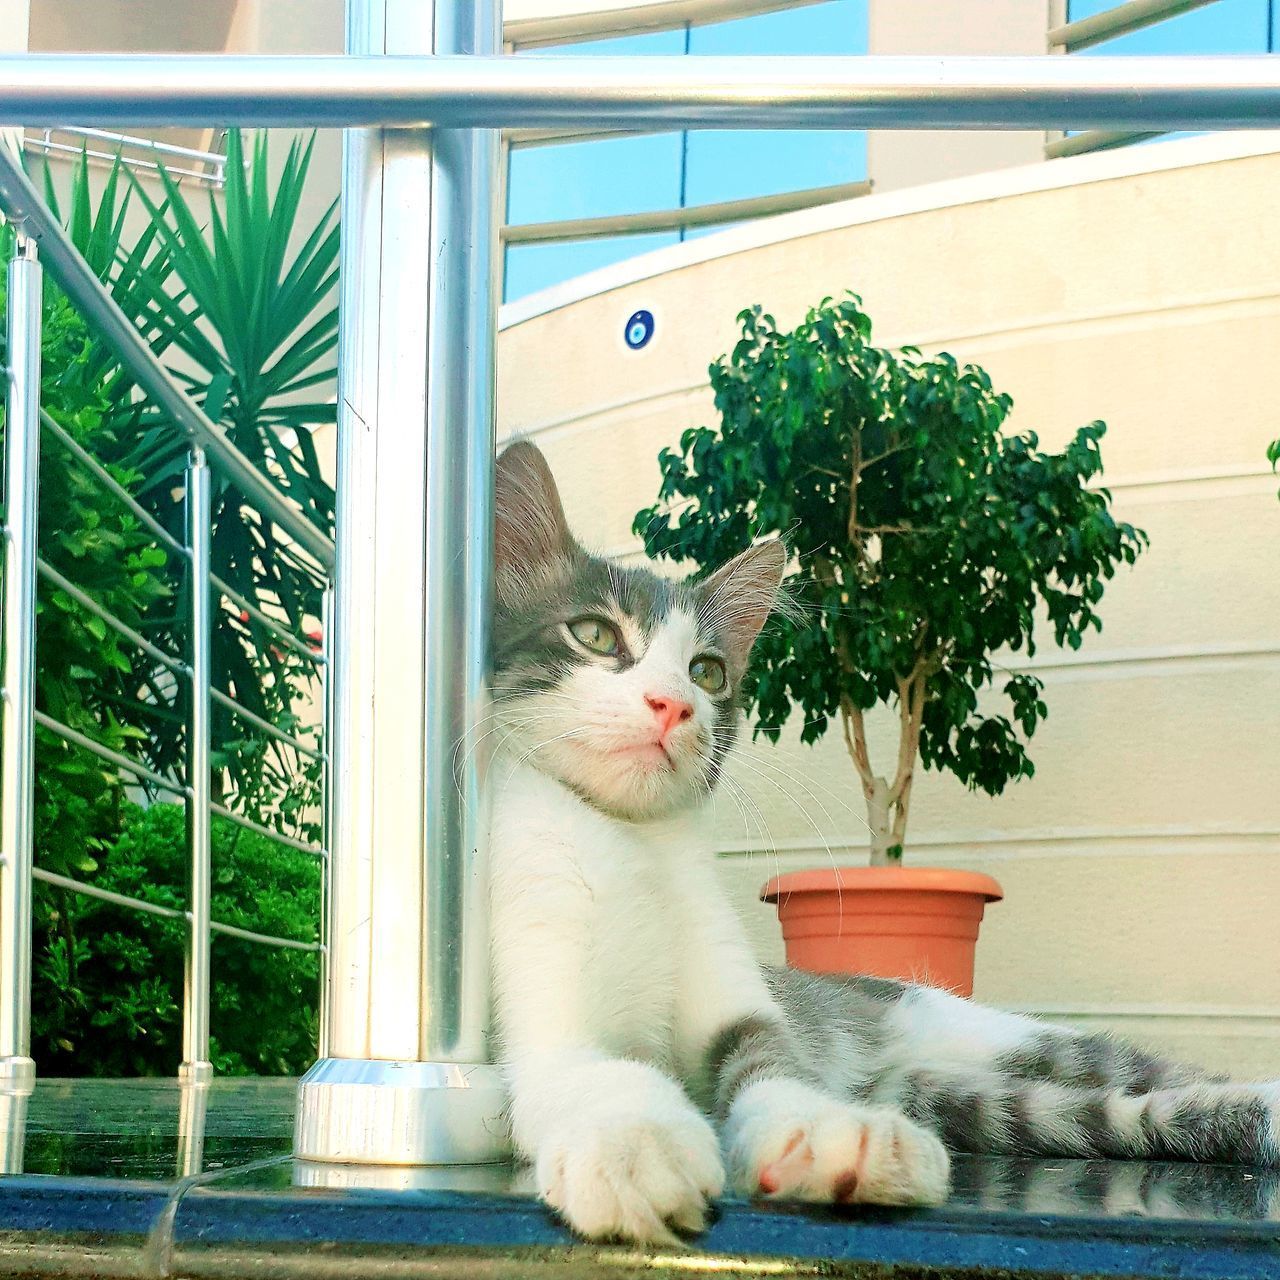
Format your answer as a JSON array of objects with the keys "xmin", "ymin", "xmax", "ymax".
[{"xmin": 489, "ymin": 760, "xmax": 691, "ymax": 1066}]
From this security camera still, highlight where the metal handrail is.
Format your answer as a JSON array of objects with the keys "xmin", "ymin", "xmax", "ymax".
[
  {"xmin": 0, "ymin": 55, "xmax": 1278, "ymax": 131},
  {"xmin": 0, "ymin": 148, "xmax": 334, "ymax": 570},
  {"xmin": 211, "ymin": 573, "xmax": 324, "ymax": 664},
  {"xmin": 22, "ymin": 136, "xmax": 223, "ymax": 187},
  {"xmin": 41, "ymin": 412, "xmax": 189, "ymax": 559},
  {"xmin": 1049, "ymin": 0, "xmax": 1220, "ymax": 52},
  {"xmin": 211, "ymin": 687, "xmax": 325, "ymax": 762},
  {"xmin": 1046, "ymin": 128, "xmax": 1165, "ymax": 159},
  {"xmin": 35, "ymin": 560, "xmax": 189, "ymax": 677},
  {"xmin": 210, "ymin": 803, "xmax": 326, "ymax": 857},
  {"xmin": 33, "ymin": 711, "xmax": 192, "ymax": 797},
  {"xmin": 209, "ymin": 920, "xmax": 325, "ymax": 952},
  {"xmin": 503, "ymin": 177, "xmax": 873, "ymax": 244},
  {"xmin": 34, "ymin": 867, "xmax": 322, "ymax": 952},
  {"xmin": 33, "ymin": 867, "xmax": 187, "ymax": 921}
]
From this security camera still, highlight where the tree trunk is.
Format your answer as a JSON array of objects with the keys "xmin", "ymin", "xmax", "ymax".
[{"xmin": 867, "ymin": 777, "xmax": 897, "ymax": 866}]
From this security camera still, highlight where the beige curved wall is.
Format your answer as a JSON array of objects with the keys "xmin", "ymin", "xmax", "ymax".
[{"xmin": 497, "ymin": 134, "xmax": 1280, "ymax": 1079}]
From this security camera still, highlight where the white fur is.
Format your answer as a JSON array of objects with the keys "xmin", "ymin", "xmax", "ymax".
[
  {"xmin": 488, "ymin": 605, "xmax": 950, "ymax": 1243},
  {"xmin": 724, "ymin": 1078, "xmax": 950, "ymax": 1207}
]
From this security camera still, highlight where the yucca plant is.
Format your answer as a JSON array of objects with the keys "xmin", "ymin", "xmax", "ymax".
[{"xmin": 37, "ymin": 132, "xmax": 336, "ymax": 837}]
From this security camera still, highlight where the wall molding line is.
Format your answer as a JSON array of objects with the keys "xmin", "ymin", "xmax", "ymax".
[{"xmin": 715, "ymin": 825, "xmax": 1280, "ymax": 861}]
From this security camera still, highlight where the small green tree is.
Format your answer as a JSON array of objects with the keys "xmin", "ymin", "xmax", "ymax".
[{"xmin": 636, "ymin": 296, "xmax": 1147, "ymax": 864}]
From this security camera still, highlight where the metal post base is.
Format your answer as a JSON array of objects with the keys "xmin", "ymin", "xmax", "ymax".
[
  {"xmin": 294, "ymin": 1058, "xmax": 509, "ymax": 1165},
  {"xmin": 179, "ymin": 1060, "xmax": 213, "ymax": 1086},
  {"xmin": 0, "ymin": 1058, "xmax": 34, "ymax": 1092}
]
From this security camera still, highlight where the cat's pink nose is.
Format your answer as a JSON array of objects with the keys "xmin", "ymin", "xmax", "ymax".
[{"xmin": 645, "ymin": 694, "xmax": 693, "ymax": 739}]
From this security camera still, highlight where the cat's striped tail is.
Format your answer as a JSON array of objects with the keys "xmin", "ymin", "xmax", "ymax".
[{"xmin": 894, "ymin": 1071, "xmax": 1280, "ymax": 1167}]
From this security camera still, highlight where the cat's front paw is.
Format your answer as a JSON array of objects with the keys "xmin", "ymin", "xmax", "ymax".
[
  {"xmin": 537, "ymin": 1105, "xmax": 725, "ymax": 1245},
  {"xmin": 725, "ymin": 1079, "xmax": 950, "ymax": 1207}
]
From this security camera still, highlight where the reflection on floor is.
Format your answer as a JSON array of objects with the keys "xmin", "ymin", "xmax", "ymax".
[{"xmin": 4, "ymin": 1077, "xmax": 1279, "ymax": 1279}]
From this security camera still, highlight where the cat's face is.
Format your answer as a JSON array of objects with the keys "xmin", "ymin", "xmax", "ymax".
[{"xmin": 491, "ymin": 442, "xmax": 785, "ymax": 822}]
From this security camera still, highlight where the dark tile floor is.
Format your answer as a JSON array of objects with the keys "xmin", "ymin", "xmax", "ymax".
[{"xmin": 2, "ymin": 1077, "xmax": 1278, "ymax": 1279}]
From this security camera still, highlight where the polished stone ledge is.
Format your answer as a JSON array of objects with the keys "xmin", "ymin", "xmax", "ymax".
[{"xmin": 2, "ymin": 1078, "xmax": 1278, "ymax": 1279}]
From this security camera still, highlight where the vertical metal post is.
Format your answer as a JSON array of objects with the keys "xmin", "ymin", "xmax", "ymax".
[
  {"xmin": 175, "ymin": 1079, "xmax": 209, "ymax": 1178},
  {"xmin": 0, "ymin": 1086, "xmax": 28, "ymax": 1174},
  {"xmin": 181, "ymin": 448, "xmax": 212, "ymax": 1084},
  {"xmin": 295, "ymin": 0, "xmax": 506, "ymax": 1165},
  {"xmin": 316, "ymin": 584, "xmax": 334, "ymax": 1062},
  {"xmin": 0, "ymin": 235, "xmax": 41, "ymax": 1092}
]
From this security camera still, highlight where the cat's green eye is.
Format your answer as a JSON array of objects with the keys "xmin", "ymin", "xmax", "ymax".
[
  {"xmin": 569, "ymin": 616, "xmax": 621, "ymax": 656},
  {"xmin": 689, "ymin": 655, "xmax": 728, "ymax": 694}
]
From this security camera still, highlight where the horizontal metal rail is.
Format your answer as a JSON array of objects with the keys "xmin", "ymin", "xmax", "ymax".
[
  {"xmin": 210, "ymin": 687, "xmax": 325, "ymax": 762},
  {"xmin": 33, "ymin": 867, "xmax": 186, "ymax": 920},
  {"xmin": 210, "ymin": 573, "xmax": 324, "ymax": 665},
  {"xmin": 22, "ymin": 137, "xmax": 221, "ymax": 186},
  {"xmin": 34, "ymin": 710, "xmax": 190, "ymax": 797},
  {"xmin": 1048, "ymin": 0, "xmax": 1219, "ymax": 53},
  {"xmin": 1045, "ymin": 128, "xmax": 1165, "ymax": 159},
  {"xmin": 42, "ymin": 125, "xmax": 228, "ymax": 166},
  {"xmin": 506, "ymin": 0, "xmax": 826, "ymax": 49},
  {"xmin": 503, "ymin": 177, "xmax": 872, "ymax": 244},
  {"xmin": 210, "ymin": 803, "xmax": 326, "ymax": 858},
  {"xmin": 209, "ymin": 919, "xmax": 325, "ymax": 952},
  {"xmin": 0, "ymin": 55, "xmax": 1279, "ymax": 131},
  {"xmin": 34, "ymin": 868, "xmax": 322, "ymax": 952},
  {"xmin": 41, "ymin": 413, "xmax": 189, "ymax": 560},
  {"xmin": 36, "ymin": 560, "xmax": 189, "ymax": 677},
  {"xmin": 0, "ymin": 146, "xmax": 335, "ymax": 571}
]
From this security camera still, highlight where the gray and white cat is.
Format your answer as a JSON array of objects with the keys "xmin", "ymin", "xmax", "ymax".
[{"xmin": 487, "ymin": 440, "xmax": 1280, "ymax": 1245}]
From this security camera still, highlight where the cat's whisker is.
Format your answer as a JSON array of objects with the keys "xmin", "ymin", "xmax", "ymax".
[
  {"xmin": 452, "ymin": 708, "xmax": 568, "ymax": 786},
  {"xmin": 731, "ymin": 746, "xmax": 873, "ymax": 839},
  {"xmin": 721, "ymin": 752, "xmax": 847, "ymax": 926},
  {"xmin": 719, "ymin": 771, "xmax": 782, "ymax": 889}
]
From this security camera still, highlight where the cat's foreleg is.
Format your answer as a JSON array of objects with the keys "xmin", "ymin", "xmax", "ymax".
[
  {"xmin": 671, "ymin": 871, "xmax": 950, "ymax": 1209},
  {"xmin": 505, "ymin": 1050, "xmax": 725, "ymax": 1244},
  {"xmin": 712, "ymin": 1021, "xmax": 951, "ymax": 1207},
  {"xmin": 494, "ymin": 869, "xmax": 722, "ymax": 1244}
]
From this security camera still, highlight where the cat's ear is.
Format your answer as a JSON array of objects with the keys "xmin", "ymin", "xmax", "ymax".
[
  {"xmin": 697, "ymin": 539, "xmax": 787, "ymax": 669},
  {"xmin": 495, "ymin": 441, "xmax": 575, "ymax": 597}
]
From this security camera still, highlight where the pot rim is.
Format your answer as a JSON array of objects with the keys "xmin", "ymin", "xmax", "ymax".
[{"xmin": 760, "ymin": 866, "xmax": 1003, "ymax": 905}]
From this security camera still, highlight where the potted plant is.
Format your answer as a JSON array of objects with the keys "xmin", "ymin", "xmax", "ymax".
[{"xmin": 635, "ymin": 295, "xmax": 1146, "ymax": 995}]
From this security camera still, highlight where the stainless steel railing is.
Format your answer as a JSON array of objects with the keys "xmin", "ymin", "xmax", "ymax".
[
  {"xmin": 1044, "ymin": 0, "xmax": 1254, "ymax": 160},
  {"xmin": 22, "ymin": 126, "xmax": 231, "ymax": 187},
  {"xmin": 0, "ymin": 146, "xmax": 334, "ymax": 1089}
]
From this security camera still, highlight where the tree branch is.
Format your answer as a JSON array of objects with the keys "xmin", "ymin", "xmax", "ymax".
[
  {"xmin": 889, "ymin": 671, "xmax": 927, "ymax": 808},
  {"xmin": 840, "ymin": 695, "xmax": 877, "ymax": 801},
  {"xmin": 856, "ymin": 441, "xmax": 911, "ymax": 474},
  {"xmin": 846, "ymin": 431, "xmax": 862, "ymax": 549},
  {"xmin": 850, "ymin": 523, "xmax": 939, "ymax": 536}
]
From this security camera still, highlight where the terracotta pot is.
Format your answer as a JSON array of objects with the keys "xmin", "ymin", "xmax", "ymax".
[{"xmin": 760, "ymin": 866, "xmax": 1003, "ymax": 997}]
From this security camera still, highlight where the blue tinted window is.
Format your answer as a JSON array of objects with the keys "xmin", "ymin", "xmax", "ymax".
[
  {"xmin": 507, "ymin": 134, "xmax": 683, "ymax": 224},
  {"xmin": 1069, "ymin": 0, "xmax": 1270, "ymax": 53},
  {"xmin": 520, "ymin": 28, "xmax": 685, "ymax": 56},
  {"xmin": 507, "ymin": 28, "xmax": 686, "ymax": 226},
  {"xmin": 503, "ymin": 2, "xmax": 870, "ymax": 302},
  {"xmin": 685, "ymin": 0, "xmax": 868, "ymax": 204},
  {"xmin": 504, "ymin": 232, "xmax": 681, "ymax": 300}
]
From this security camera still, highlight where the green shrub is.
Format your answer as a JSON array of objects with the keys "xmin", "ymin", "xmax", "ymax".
[
  {"xmin": 0, "ymin": 233, "xmax": 173, "ymax": 886},
  {"xmin": 33, "ymin": 803, "xmax": 320, "ymax": 1076},
  {"xmin": 637, "ymin": 295, "xmax": 1147, "ymax": 864}
]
